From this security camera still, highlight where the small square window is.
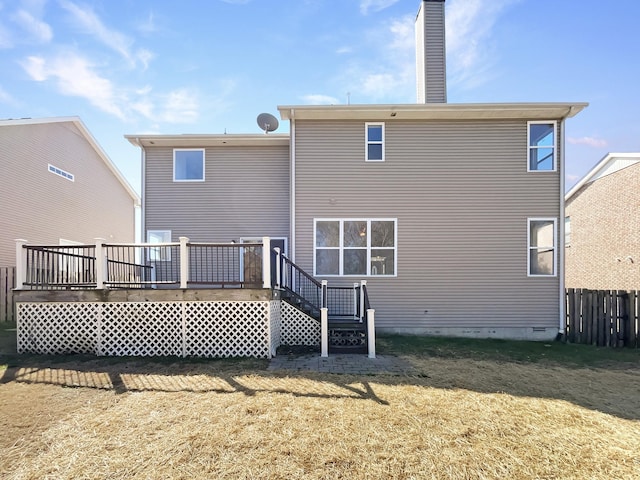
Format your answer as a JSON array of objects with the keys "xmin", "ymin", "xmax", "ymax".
[
  {"xmin": 365, "ymin": 123, "xmax": 384, "ymax": 162},
  {"xmin": 528, "ymin": 122, "xmax": 556, "ymax": 171},
  {"xmin": 174, "ymin": 149, "xmax": 205, "ymax": 181}
]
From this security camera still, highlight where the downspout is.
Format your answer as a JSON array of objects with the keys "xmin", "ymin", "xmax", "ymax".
[
  {"xmin": 558, "ymin": 119, "xmax": 566, "ymax": 339},
  {"xmin": 139, "ymin": 140, "xmax": 146, "ymax": 242},
  {"xmin": 289, "ymin": 109, "xmax": 296, "ymax": 262}
]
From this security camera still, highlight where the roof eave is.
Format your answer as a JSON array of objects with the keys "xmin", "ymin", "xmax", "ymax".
[
  {"xmin": 278, "ymin": 102, "xmax": 588, "ymax": 121},
  {"xmin": 124, "ymin": 133, "xmax": 290, "ymax": 148}
]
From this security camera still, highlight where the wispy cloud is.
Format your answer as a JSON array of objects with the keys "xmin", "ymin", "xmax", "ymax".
[
  {"xmin": 21, "ymin": 52, "xmax": 126, "ymax": 118},
  {"xmin": 11, "ymin": 9, "xmax": 53, "ymax": 43},
  {"xmin": 565, "ymin": 173, "xmax": 580, "ymax": 183},
  {"xmin": 302, "ymin": 94, "xmax": 341, "ymax": 105},
  {"xmin": 0, "ymin": 85, "xmax": 18, "ymax": 105},
  {"xmin": 59, "ymin": 0, "xmax": 152, "ymax": 69},
  {"xmin": 340, "ymin": 14, "xmax": 415, "ymax": 101},
  {"xmin": 446, "ymin": 0, "xmax": 519, "ymax": 89},
  {"xmin": 0, "ymin": 23, "xmax": 12, "ymax": 49},
  {"xmin": 360, "ymin": 0, "xmax": 400, "ymax": 15},
  {"xmin": 158, "ymin": 88, "xmax": 199, "ymax": 123},
  {"xmin": 568, "ymin": 136, "xmax": 608, "ymax": 148},
  {"xmin": 137, "ymin": 11, "xmax": 157, "ymax": 35},
  {"xmin": 21, "ymin": 51, "xmax": 201, "ymax": 124}
]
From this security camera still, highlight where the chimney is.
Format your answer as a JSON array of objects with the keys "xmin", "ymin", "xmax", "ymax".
[{"xmin": 415, "ymin": 0, "xmax": 447, "ymax": 103}]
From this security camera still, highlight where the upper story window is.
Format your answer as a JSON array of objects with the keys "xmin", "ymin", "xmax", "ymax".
[
  {"xmin": 314, "ymin": 218, "xmax": 396, "ymax": 276},
  {"xmin": 527, "ymin": 121, "xmax": 556, "ymax": 171},
  {"xmin": 528, "ymin": 218, "xmax": 557, "ymax": 276},
  {"xmin": 48, "ymin": 164, "xmax": 74, "ymax": 182},
  {"xmin": 565, "ymin": 216, "xmax": 571, "ymax": 246},
  {"xmin": 365, "ymin": 123, "xmax": 385, "ymax": 162},
  {"xmin": 174, "ymin": 149, "xmax": 205, "ymax": 181}
]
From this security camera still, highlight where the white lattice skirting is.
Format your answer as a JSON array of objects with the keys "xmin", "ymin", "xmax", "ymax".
[
  {"xmin": 17, "ymin": 299, "xmax": 321, "ymax": 359},
  {"xmin": 17, "ymin": 301, "xmax": 284, "ymax": 359}
]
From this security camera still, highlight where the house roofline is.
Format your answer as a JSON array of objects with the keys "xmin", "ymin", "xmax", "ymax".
[
  {"xmin": 565, "ymin": 152, "xmax": 640, "ymax": 202},
  {"xmin": 0, "ymin": 116, "xmax": 140, "ymax": 207},
  {"xmin": 125, "ymin": 133, "xmax": 290, "ymax": 148},
  {"xmin": 278, "ymin": 102, "xmax": 588, "ymax": 121}
]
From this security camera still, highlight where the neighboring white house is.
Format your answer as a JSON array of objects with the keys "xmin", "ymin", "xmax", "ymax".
[{"xmin": 0, "ymin": 117, "xmax": 140, "ymax": 267}]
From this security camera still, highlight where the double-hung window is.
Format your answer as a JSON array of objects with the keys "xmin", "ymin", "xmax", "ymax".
[
  {"xmin": 174, "ymin": 149, "xmax": 205, "ymax": 181},
  {"xmin": 528, "ymin": 218, "xmax": 557, "ymax": 276},
  {"xmin": 314, "ymin": 219, "xmax": 396, "ymax": 276},
  {"xmin": 527, "ymin": 121, "xmax": 556, "ymax": 171},
  {"xmin": 365, "ymin": 123, "xmax": 385, "ymax": 162}
]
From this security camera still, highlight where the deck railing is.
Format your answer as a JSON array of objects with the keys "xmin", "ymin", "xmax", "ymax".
[
  {"xmin": 15, "ymin": 237, "xmax": 272, "ymax": 291},
  {"xmin": 278, "ymin": 251, "xmax": 324, "ymax": 318},
  {"xmin": 22, "ymin": 245, "xmax": 97, "ymax": 289}
]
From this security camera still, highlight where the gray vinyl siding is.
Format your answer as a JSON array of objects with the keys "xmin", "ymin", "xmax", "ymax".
[
  {"xmin": 294, "ymin": 119, "xmax": 561, "ymax": 331},
  {"xmin": 0, "ymin": 122, "xmax": 135, "ymax": 267},
  {"xmin": 144, "ymin": 145, "xmax": 289, "ymax": 244}
]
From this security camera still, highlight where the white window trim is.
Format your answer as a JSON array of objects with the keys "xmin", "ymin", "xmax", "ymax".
[
  {"xmin": 173, "ymin": 148, "xmax": 205, "ymax": 182},
  {"xmin": 527, "ymin": 120, "xmax": 557, "ymax": 172},
  {"xmin": 365, "ymin": 122, "xmax": 385, "ymax": 162},
  {"xmin": 48, "ymin": 163, "xmax": 74, "ymax": 182},
  {"xmin": 564, "ymin": 216, "xmax": 571, "ymax": 247},
  {"xmin": 313, "ymin": 218, "xmax": 397, "ymax": 277},
  {"xmin": 527, "ymin": 218, "xmax": 557, "ymax": 277},
  {"xmin": 147, "ymin": 230, "xmax": 172, "ymax": 261}
]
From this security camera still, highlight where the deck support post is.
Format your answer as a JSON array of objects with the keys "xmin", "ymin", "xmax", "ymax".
[
  {"xmin": 274, "ymin": 247, "xmax": 281, "ymax": 288},
  {"xmin": 179, "ymin": 237, "xmax": 189, "ymax": 289},
  {"xmin": 15, "ymin": 239, "xmax": 27, "ymax": 290},
  {"xmin": 321, "ymin": 307, "xmax": 329, "ymax": 357},
  {"xmin": 262, "ymin": 237, "xmax": 271, "ymax": 289},
  {"xmin": 367, "ymin": 309, "xmax": 376, "ymax": 359},
  {"xmin": 359, "ymin": 280, "xmax": 367, "ymax": 323},
  {"xmin": 95, "ymin": 238, "xmax": 106, "ymax": 289}
]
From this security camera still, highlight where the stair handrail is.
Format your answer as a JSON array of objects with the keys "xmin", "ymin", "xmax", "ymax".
[{"xmin": 277, "ymin": 250, "xmax": 324, "ymax": 318}]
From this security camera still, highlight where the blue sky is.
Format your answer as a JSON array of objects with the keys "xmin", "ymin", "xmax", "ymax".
[{"xmin": 1, "ymin": 0, "xmax": 639, "ymax": 195}]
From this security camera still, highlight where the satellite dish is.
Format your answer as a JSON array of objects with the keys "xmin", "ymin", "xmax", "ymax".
[{"xmin": 257, "ymin": 113, "xmax": 279, "ymax": 134}]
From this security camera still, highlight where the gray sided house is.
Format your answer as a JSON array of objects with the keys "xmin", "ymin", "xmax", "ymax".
[
  {"xmin": 0, "ymin": 117, "xmax": 139, "ymax": 267},
  {"xmin": 124, "ymin": 0, "xmax": 587, "ymax": 341},
  {"xmin": 565, "ymin": 153, "xmax": 640, "ymax": 290},
  {"xmin": 127, "ymin": 103, "xmax": 586, "ymax": 341}
]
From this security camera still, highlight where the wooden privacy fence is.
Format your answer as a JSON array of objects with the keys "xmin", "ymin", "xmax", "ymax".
[
  {"xmin": 565, "ymin": 289, "xmax": 639, "ymax": 348},
  {"xmin": 1, "ymin": 266, "xmax": 15, "ymax": 323}
]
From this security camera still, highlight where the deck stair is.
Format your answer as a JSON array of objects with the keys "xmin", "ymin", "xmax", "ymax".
[{"xmin": 276, "ymin": 251, "xmax": 371, "ymax": 354}]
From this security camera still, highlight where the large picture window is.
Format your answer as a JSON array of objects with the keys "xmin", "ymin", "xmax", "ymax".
[
  {"xmin": 527, "ymin": 121, "xmax": 556, "ymax": 171},
  {"xmin": 365, "ymin": 123, "xmax": 385, "ymax": 162},
  {"xmin": 314, "ymin": 219, "xmax": 396, "ymax": 276},
  {"xmin": 174, "ymin": 149, "xmax": 205, "ymax": 181},
  {"xmin": 528, "ymin": 218, "xmax": 556, "ymax": 276}
]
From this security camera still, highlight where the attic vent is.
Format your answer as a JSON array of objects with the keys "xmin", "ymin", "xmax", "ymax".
[{"xmin": 48, "ymin": 164, "xmax": 75, "ymax": 182}]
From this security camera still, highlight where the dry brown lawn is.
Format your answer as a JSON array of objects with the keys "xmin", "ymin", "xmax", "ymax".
[{"xmin": 1, "ymin": 353, "xmax": 639, "ymax": 480}]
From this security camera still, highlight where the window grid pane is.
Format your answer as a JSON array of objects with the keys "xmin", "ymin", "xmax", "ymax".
[
  {"xmin": 314, "ymin": 219, "xmax": 396, "ymax": 276},
  {"xmin": 528, "ymin": 122, "xmax": 555, "ymax": 171},
  {"xmin": 528, "ymin": 219, "xmax": 556, "ymax": 276}
]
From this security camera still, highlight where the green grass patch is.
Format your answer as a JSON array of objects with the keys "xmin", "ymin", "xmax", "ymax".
[{"xmin": 377, "ymin": 333, "xmax": 640, "ymax": 368}]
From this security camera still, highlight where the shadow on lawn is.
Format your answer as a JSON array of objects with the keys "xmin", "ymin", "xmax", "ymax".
[
  {"xmin": 1, "ymin": 349, "xmax": 639, "ymax": 421},
  {"xmin": 0, "ymin": 353, "xmax": 393, "ymax": 405}
]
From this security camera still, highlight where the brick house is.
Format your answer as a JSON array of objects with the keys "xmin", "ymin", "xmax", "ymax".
[{"xmin": 565, "ymin": 153, "xmax": 640, "ymax": 290}]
